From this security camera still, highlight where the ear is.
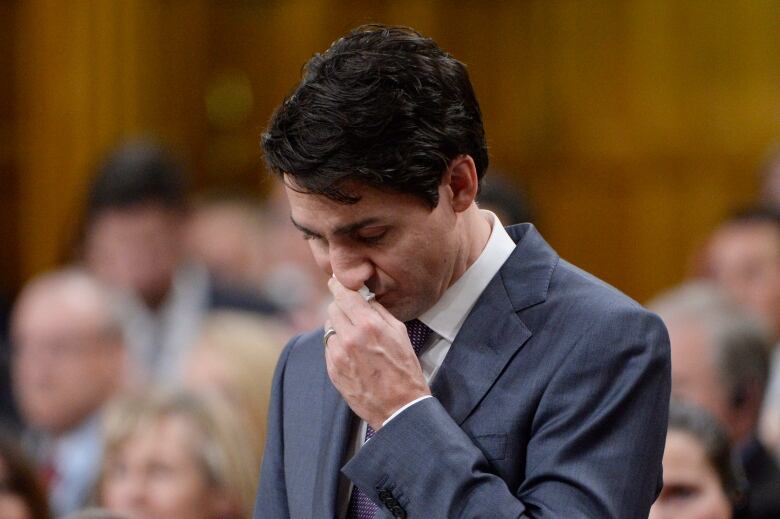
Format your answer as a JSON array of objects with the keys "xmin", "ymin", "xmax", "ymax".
[{"xmin": 444, "ymin": 155, "xmax": 480, "ymax": 213}]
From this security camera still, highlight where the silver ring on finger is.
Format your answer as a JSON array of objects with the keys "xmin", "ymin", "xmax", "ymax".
[{"xmin": 323, "ymin": 327, "xmax": 337, "ymax": 347}]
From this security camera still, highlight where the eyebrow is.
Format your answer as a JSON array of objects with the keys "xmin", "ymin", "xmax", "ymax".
[{"xmin": 290, "ymin": 216, "xmax": 383, "ymax": 238}]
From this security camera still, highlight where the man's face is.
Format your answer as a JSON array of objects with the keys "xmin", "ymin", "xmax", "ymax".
[
  {"xmin": 707, "ymin": 222, "xmax": 780, "ymax": 340},
  {"xmin": 11, "ymin": 287, "xmax": 123, "ymax": 435},
  {"xmin": 667, "ymin": 319, "xmax": 733, "ymax": 434},
  {"xmin": 285, "ymin": 181, "xmax": 461, "ymax": 322},
  {"xmin": 84, "ymin": 204, "xmax": 183, "ymax": 308}
]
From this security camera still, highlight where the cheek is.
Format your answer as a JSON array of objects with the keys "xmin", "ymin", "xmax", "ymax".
[
  {"xmin": 693, "ymin": 485, "xmax": 732, "ymax": 519},
  {"xmin": 100, "ymin": 478, "xmax": 132, "ymax": 510},
  {"xmin": 382, "ymin": 235, "xmax": 446, "ymax": 286}
]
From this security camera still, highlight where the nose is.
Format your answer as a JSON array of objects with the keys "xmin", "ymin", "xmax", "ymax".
[{"xmin": 328, "ymin": 244, "xmax": 374, "ymax": 291}]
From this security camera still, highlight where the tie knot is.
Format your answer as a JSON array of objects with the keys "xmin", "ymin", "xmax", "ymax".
[{"xmin": 405, "ymin": 319, "xmax": 432, "ymax": 356}]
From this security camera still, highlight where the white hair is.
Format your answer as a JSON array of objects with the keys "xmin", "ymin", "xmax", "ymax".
[{"xmin": 649, "ymin": 281, "xmax": 771, "ymax": 407}]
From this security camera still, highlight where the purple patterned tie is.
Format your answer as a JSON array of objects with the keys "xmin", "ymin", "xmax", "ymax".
[{"xmin": 346, "ymin": 319, "xmax": 432, "ymax": 519}]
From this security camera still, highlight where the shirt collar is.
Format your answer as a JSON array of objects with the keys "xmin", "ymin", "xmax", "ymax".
[
  {"xmin": 418, "ymin": 210, "xmax": 515, "ymax": 342},
  {"xmin": 52, "ymin": 413, "xmax": 103, "ymax": 477}
]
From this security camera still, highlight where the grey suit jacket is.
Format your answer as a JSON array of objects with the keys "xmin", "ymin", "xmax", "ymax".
[{"xmin": 254, "ymin": 224, "xmax": 671, "ymax": 518}]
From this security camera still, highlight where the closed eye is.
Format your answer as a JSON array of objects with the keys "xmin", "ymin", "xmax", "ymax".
[
  {"xmin": 356, "ymin": 228, "xmax": 387, "ymax": 244},
  {"xmin": 663, "ymin": 483, "xmax": 698, "ymax": 501}
]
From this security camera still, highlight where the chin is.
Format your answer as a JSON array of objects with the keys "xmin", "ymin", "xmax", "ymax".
[
  {"xmin": 378, "ymin": 298, "xmax": 407, "ymax": 321},
  {"xmin": 383, "ymin": 297, "xmax": 428, "ymax": 323}
]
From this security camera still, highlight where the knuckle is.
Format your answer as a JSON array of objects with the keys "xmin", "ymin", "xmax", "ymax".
[
  {"xmin": 359, "ymin": 314, "xmax": 383, "ymax": 336},
  {"xmin": 339, "ymin": 333, "xmax": 359, "ymax": 351},
  {"xmin": 354, "ymin": 320, "xmax": 374, "ymax": 338}
]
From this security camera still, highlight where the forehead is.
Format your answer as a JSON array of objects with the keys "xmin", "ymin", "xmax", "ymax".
[
  {"xmin": 710, "ymin": 222, "xmax": 780, "ymax": 258},
  {"xmin": 122, "ymin": 414, "xmax": 197, "ymax": 449},
  {"xmin": 667, "ymin": 319, "xmax": 718, "ymax": 375},
  {"xmin": 284, "ymin": 181, "xmax": 428, "ymax": 230},
  {"xmin": 14, "ymin": 282, "xmax": 106, "ymax": 332},
  {"xmin": 663, "ymin": 430, "xmax": 711, "ymax": 478},
  {"xmin": 89, "ymin": 203, "xmax": 180, "ymax": 234}
]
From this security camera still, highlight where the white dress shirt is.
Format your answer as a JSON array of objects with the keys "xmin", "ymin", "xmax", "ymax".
[{"xmin": 339, "ymin": 210, "xmax": 516, "ymax": 517}]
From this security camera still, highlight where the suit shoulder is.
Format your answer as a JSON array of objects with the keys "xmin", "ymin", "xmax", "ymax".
[
  {"xmin": 533, "ymin": 259, "xmax": 669, "ymax": 352},
  {"xmin": 551, "ymin": 259, "xmax": 651, "ymax": 318}
]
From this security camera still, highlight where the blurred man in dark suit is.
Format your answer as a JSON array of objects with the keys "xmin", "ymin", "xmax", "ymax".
[
  {"xmin": 704, "ymin": 208, "xmax": 780, "ymax": 458},
  {"xmin": 80, "ymin": 141, "xmax": 279, "ymax": 383},
  {"xmin": 12, "ymin": 268, "xmax": 127, "ymax": 516}
]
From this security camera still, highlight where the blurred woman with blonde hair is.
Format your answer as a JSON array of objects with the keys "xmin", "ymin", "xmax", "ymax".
[
  {"xmin": 98, "ymin": 389, "xmax": 257, "ymax": 519},
  {"xmin": 183, "ymin": 311, "xmax": 285, "ymax": 463}
]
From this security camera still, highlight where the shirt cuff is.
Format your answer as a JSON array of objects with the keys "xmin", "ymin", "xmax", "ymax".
[{"xmin": 382, "ymin": 395, "xmax": 433, "ymax": 427}]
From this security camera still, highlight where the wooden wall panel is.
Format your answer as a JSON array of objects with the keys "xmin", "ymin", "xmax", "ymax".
[{"xmin": 0, "ymin": 1, "xmax": 18, "ymax": 297}]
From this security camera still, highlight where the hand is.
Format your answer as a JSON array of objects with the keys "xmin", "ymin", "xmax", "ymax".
[{"xmin": 325, "ymin": 277, "xmax": 431, "ymax": 431}]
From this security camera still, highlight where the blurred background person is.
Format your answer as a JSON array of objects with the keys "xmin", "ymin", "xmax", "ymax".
[
  {"xmin": 252, "ymin": 183, "xmax": 332, "ymax": 333},
  {"xmin": 705, "ymin": 208, "xmax": 780, "ymax": 344},
  {"xmin": 650, "ymin": 400, "xmax": 746, "ymax": 519},
  {"xmin": 182, "ymin": 311, "xmax": 285, "ymax": 463},
  {"xmin": 703, "ymin": 207, "xmax": 780, "ymax": 454},
  {"xmin": 650, "ymin": 282, "xmax": 780, "ymax": 519},
  {"xmin": 98, "ymin": 389, "xmax": 256, "ymax": 519},
  {"xmin": 80, "ymin": 139, "xmax": 280, "ymax": 383},
  {"xmin": 184, "ymin": 196, "xmax": 270, "ymax": 294},
  {"xmin": 11, "ymin": 268, "xmax": 127, "ymax": 516},
  {"xmin": 185, "ymin": 190, "xmax": 332, "ymax": 334},
  {"xmin": 0, "ymin": 430, "xmax": 50, "ymax": 519}
]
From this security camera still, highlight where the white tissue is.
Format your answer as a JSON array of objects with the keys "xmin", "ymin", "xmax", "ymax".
[{"xmin": 358, "ymin": 284, "xmax": 376, "ymax": 302}]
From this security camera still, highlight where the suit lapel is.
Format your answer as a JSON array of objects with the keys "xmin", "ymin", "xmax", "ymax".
[
  {"xmin": 431, "ymin": 224, "xmax": 557, "ymax": 425},
  {"xmin": 311, "ymin": 356, "xmax": 354, "ymax": 517},
  {"xmin": 430, "ymin": 272, "xmax": 530, "ymax": 425}
]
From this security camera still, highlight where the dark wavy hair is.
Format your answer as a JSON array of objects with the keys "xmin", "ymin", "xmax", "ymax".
[
  {"xmin": 86, "ymin": 139, "xmax": 187, "ymax": 218},
  {"xmin": 261, "ymin": 24, "xmax": 488, "ymax": 207}
]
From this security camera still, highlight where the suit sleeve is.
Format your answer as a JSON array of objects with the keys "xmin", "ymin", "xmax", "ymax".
[
  {"xmin": 253, "ymin": 336, "xmax": 296, "ymax": 519},
  {"xmin": 342, "ymin": 308, "xmax": 671, "ymax": 518}
]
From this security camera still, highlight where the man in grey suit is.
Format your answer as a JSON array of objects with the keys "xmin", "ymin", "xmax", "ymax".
[{"xmin": 255, "ymin": 24, "xmax": 671, "ymax": 518}]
